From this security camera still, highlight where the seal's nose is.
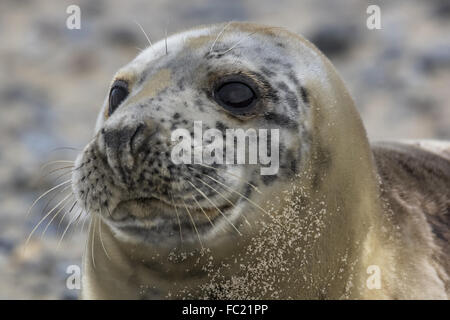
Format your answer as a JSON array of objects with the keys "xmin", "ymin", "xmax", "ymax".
[
  {"xmin": 99, "ymin": 122, "xmax": 153, "ymax": 185},
  {"xmin": 103, "ymin": 126, "xmax": 138, "ymax": 152}
]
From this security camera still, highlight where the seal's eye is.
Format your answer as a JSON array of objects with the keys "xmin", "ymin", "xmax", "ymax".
[
  {"xmin": 213, "ymin": 77, "xmax": 258, "ymax": 114},
  {"xmin": 108, "ymin": 80, "xmax": 128, "ymax": 116}
]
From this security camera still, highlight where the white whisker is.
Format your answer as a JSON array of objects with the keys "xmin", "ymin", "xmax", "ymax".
[
  {"xmin": 210, "ymin": 21, "xmax": 232, "ymax": 53},
  {"xmin": 170, "ymin": 193, "xmax": 183, "ymax": 243},
  {"xmin": 51, "ymin": 169, "xmax": 74, "ymax": 182},
  {"xmin": 164, "ymin": 28, "xmax": 168, "ymax": 55},
  {"xmin": 58, "ymin": 200, "xmax": 77, "ymax": 228},
  {"xmin": 39, "ymin": 184, "xmax": 72, "ymax": 219},
  {"xmin": 26, "ymin": 179, "xmax": 72, "ymax": 218},
  {"xmin": 40, "ymin": 160, "xmax": 74, "ymax": 172},
  {"xmin": 187, "ymin": 180, "xmax": 242, "ymax": 236},
  {"xmin": 98, "ymin": 200, "xmax": 111, "ymax": 260},
  {"xmin": 182, "ymin": 199, "xmax": 204, "ymax": 250},
  {"xmin": 134, "ymin": 20, "xmax": 153, "ymax": 47},
  {"xmin": 25, "ymin": 193, "xmax": 73, "ymax": 248},
  {"xmin": 195, "ymin": 163, "xmax": 261, "ymax": 194},
  {"xmin": 217, "ymin": 31, "xmax": 257, "ymax": 55},
  {"xmin": 44, "ymin": 165, "xmax": 74, "ymax": 177},
  {"xmin": 81, "ymin": 213, "xmax": 89, "ymax": 234},
  {"xmin": 91, "ymin": 217, "xmax": 97, "ymax": 269},
  {"xmin": 190, "ymin": 168, "xmax": 270, "ymax": 219},
  {"xmin": 191, "ymin": 195, "xmax": 214, "ymax": 228},
  {"xmin": 192, "ymin": 174, "xmax": 252, "ymax": 227},
  {"xmin": 41, "ymin": 197, "xmax": 74, "ymax": 238},
  {"xmin": 57, "ymin": 207, "xmax": 82, "ymax": 249}
]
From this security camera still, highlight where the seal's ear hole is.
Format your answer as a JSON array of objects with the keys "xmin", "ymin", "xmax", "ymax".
[
  {"xmin": 108, "ymin": 80, "xmax": 129, "ymax": 116},
  {"xmin": 213, "ymin": 75, "xmax": 259, "ymax": 115}
]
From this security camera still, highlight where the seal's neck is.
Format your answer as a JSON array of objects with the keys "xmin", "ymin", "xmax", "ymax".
[
  {"xmin": 82, "ymin": 216, "xmax": 256, "ymax": 299},
  {"xmin": 81, "ymin": 154, "xmax": 387, "ymax": 300}
]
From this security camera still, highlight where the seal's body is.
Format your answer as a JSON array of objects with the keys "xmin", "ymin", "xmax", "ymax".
[{"xmin": 72, "ymin": 22, "xmax": 449, "ymax": 299}]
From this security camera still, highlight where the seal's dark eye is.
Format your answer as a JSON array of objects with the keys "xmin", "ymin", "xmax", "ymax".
[
  {"xmin": 108, "ymin": 80, "xmax": 128, "ymax": 116},
  {"xmin": 214, "ymin": 78, "xmax": 258, "ymax": 114}
]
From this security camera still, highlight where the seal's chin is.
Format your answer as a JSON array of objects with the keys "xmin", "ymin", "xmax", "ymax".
[{"xmin": 103, "ymin": 197, "xmax": 229, "ymax": 244}]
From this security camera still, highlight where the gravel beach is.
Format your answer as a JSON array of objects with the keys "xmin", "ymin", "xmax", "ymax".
[{"xmin": 0, "ymin": 0, "xmax": 448, "ymax": 299}]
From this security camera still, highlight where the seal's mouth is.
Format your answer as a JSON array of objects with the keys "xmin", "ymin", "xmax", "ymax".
[{"xmin": 103, "ymin": 196, "xmax": 233, "ymax": 243}]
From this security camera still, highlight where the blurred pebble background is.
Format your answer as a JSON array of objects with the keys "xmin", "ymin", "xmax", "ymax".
[{"xmin": 0, "ymin": 0, "xmax": 449, "ymax": 299}]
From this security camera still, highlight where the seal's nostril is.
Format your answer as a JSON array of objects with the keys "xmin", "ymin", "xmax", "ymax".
[
  {"xmin": 103, "ymin": 129, "xmax": 121, "ymax": 150},
  {"xmin": 103, "ymin": 127, "xmax": 135, "ymax": 151}
]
